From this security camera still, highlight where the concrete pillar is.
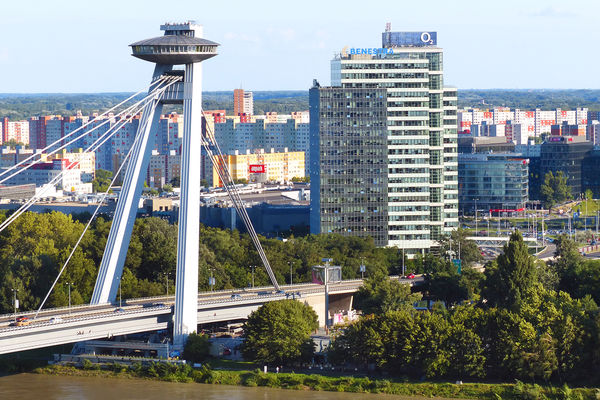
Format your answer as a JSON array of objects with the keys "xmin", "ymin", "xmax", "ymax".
[{"xmin": 173, "ymin": 62, "xmax": 202, "ymax": 347}]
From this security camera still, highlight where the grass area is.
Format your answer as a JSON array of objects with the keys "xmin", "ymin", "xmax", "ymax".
[
  {"xmin": 572, "ymin": 200, "xmax": 600, "ymax": 216},
  {"xmin": 34, "ymin": 362, "xmax": 600, "ymax": 400}
]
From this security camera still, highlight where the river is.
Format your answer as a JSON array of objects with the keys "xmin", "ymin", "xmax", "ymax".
[{"xmin": 0, "ymin": 373, "xmax": 431, "ymax": 400}]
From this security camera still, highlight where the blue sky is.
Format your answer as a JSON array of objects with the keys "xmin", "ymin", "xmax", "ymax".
[{"xmin": 1, "ymin": 0, "xmax": 599, "ymax": 92}]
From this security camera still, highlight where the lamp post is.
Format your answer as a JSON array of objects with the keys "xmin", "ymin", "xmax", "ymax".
[
  {"xmin": 251, "ymin": 265, "xmax": 255, "ymax": 288},
  {"xmin": 322, "ymin": 258, "xmax": 333, "ymax": 329},
  {"xmin": 360, "ymin": 257, "xmax": 365, "ymax": 279},
  {"xmin": 209, "ymin": 268, "xmax": 215, "ymax": 291},
  {"xmin": 65, "ymin": 282, "xmax": 73, "ymax": 314},
  {"xmin": 585, "ymin": 199, "xmax": 588, "ymax": 231},
  {"xmin": 11, "ymin": 288, "xmax": 18, "ymax": 323},
  {"xmin": 401, "ymin": 247, "xmax": 405, "ymax": 277},
  {"xmin": 117, "ymin": 277, "xmax": 122, "ymax": 308},
  {"xmin": 163, "ymin": 272, "xmax": 171, "ymax": 296},
  {"xmin": 474, "ymin": 198, "xmax": 479, "ymax": 235},
  {"xmin": 288, "ymin": 261, "xmax": 294, "ymax": 286}
]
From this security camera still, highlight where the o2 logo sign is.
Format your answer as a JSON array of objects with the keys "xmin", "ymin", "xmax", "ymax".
[{"xmin": 420, "ymin": 32, "xmax": 434, "ymax": 45}]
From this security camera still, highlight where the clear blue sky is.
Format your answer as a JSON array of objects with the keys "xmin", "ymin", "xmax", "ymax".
[{"xmin": 1, "ymin": 0, "xmax": 599, "ymax": 92}]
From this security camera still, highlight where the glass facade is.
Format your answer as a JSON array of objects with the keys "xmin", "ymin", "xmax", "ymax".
[
  {"xmin": 458, "ymin": 154, "xmax": 529, "ymax": 213},
  {"xmin": 310, "ymin": 87, "xmax": 389, "ymax": 246},
  {"xmin": 539, "ymin": 137, "xmax": 593, "ymax": 196},
  {"xmin": 310, "ymin": 31, "xmax": 458, "ymax": 254}
]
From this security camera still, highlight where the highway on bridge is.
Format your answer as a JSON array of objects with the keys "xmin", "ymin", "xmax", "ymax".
[{"xmin": 0, "ymin": 276, "xmax": 423, "ymax": 355}]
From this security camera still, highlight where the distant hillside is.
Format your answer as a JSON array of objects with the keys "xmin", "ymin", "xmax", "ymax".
[
  {"xmin": 2, "ymin": 89, "xmax": 600, "ymax": 120},
  {"xmin": 0, "ymin": 91, "xmax": 309, "ymax": 120},
  {"xmin": 203, "ymin": 90, "xmax": 308, "ymax": 115},
  {"xmin": 458, "ymin": 89, "xmax": 600, "ymax": 111}
]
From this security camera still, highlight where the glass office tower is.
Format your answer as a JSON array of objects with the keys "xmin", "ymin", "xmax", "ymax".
[{"xmin": 310, "ymin": 31, "xmax": 458, "ymax": 255}]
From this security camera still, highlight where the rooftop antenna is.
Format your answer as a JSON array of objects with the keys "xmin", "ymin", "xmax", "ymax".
[{"xmin": 385, "ymin": 22, "xmax": 391, "ymax": 32}]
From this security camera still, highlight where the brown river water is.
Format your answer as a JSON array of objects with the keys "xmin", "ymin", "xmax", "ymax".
[{"xmin": 0, "ymin": 373, "xmax": 441, "ymax": 400}]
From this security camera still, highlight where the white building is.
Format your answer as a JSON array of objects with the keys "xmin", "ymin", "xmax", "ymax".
[{"xmin": 311, "ymin": 29, "xmax": 458, "ymax": 254}]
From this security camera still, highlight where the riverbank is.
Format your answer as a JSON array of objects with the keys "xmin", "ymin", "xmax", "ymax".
[{"xmin": 34, "ymin": 362, "xmax": 599, "ymax": 400}]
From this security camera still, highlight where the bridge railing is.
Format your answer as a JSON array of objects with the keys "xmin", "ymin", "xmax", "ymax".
[{"xmin": 0, "ymin": 278, "xmax": 371, "ymax": 322}]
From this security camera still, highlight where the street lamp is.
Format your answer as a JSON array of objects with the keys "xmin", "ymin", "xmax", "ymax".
[
  {"xmin": 209, "ymin": 268, "xmax": 215, "ymax": 291},
  {"xmin": 322, "ymin": 258, "xmax": 333, "ymax": 329},
  {"xmin": 250, "ymin": 265, "xmax": 255, "ymax": 288},
  {"xmin": 288, "ymin": 261, "xmax": 294, "ymax": 286},
  {"xmin": 401, "ymin": 247, "xmax": 405, "ymax": 277},
  {"xmin": 163, "ymin": 272, "xmax": 171, "ymax": 295},
  {"xmin": 359, "ymin": 257, "xmax": 366, "ymax": 279},
  {"xmin": 65, "ymin": 282, "xmax": 73, "ymax": 314},
  {"xmin": 474, "ymin": 198, "xmax": 479, "ymax": 235},
  {"xmin": 11, "ymin": 288, "xmax": 19, "ymax": 323},
  {"xmin": 116, "ymin": 276, "xmax": 122, "ymax": 308}
]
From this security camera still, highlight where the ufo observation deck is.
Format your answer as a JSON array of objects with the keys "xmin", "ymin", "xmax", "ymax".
[{"xmin": 130, "ymin": 34, "xmax": 219, "ymax": 65}]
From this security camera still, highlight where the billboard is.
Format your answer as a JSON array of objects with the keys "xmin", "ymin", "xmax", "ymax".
[
  {"xmin": 249, "ymin": 164, "xmax": 266, "ymax": 173},
  {"xmin": 382, "ymin": 31, "xmax": 437, "ymax": 48}
]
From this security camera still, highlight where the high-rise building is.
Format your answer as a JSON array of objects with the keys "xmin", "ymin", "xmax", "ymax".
[
  {"xmin": 309, "ymin": 29, "xmax": 458, "ymax": 254},
  {"xmin": 208, "ymin": 148, "xmax": 305, "ymax": 187},
  {"xmin": 2, "ymin": 117, "xmax": 30, "ymax": 145},
  {"xmin": 233, "ymin": 88, "xmax": 254, "ymax": 115}
]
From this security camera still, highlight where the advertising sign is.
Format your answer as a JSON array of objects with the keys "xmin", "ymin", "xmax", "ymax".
[{"xmin": 249, "ymin": 164, "xmax": 266, "ymax": 173}]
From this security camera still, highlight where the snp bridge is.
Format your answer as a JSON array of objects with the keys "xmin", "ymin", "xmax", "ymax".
[
  {"xmin": 0, "ymin": 21, "xmax": 280, "ymax": 350},
  {"xmin": 0, "ymin": 278, "xmax": 424, "ymax": 355}
]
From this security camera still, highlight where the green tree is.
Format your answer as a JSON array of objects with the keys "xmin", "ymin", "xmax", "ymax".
[
  {"xmin": 162, "ymin": 183, "xmax": 173, "ymax": 193},
  {"xmin": 438, "ymin": 227, "xmax": 482, "ymax": 266},
  {"xmin": 540, "ymin": 171, "xmax": 572, "ymax": 208},
  {"xmin": 170, "ymin": 176, "xmax": 181, "ymax": 187},
  {"xmin": 482, "ymin": 231, "xmax": 536, "ymax": 310},
  {"xmin": 241, "ymin": 300, "xmax": 318, "ymax": 365},
  {"xmin": 92, "ymin": 169, "xmax": 113, "ymax": 193},
  {"xmin": 354, "ymin": 271, "xmax": 422, "ymax": 314},
  {"xmin": 183, "ymin": 333, "xmax": 211, "ymax": 363}
]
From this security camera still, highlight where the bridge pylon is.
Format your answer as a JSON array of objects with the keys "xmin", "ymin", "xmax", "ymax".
[{"xmin": 89, "ymin": 21, "xmax": 218, "ymax": 347}]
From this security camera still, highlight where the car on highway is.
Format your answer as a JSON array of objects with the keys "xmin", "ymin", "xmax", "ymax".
[
  {"xmin": 49, "ymin": 317, "xmax": 63, "ymax": 324},
  {"xmin": 231, "ymin": 294, "xmax": 241, "ymax": 299},
  {"xmin": 402, "ymin": 273, "xmax": 416, "ymax": 279},
  {"xmin": 14, "ymin": 316, "xmax": 31, "ymax": 326},
  {"xmin": 113, "ymin": 308, "xmax": 125, "ymax": 313}
]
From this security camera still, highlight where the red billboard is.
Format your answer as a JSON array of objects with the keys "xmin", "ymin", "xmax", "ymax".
[{"xmin": 249, "ymin": 164, "xmax": 266, "ymax": 173}]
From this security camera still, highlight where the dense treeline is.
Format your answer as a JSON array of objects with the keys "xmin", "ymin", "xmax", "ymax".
[
  {"xmin": 330, "ymin": 232, "xmax": 600, "ymax": 384},
  {"xmin": 0, "ymin": 211, "xmax": 401, "ymax": 314},
  {"xmin": 5, "ymin": 89, "xmax": 600, "ymax": 120},
  {"xmin": 0, "ymin": 91, "xmax": 308, "ymax": 120},
  {"xmin": 458, "ymin": 89, "xmax": 600, "ymax": 111}
]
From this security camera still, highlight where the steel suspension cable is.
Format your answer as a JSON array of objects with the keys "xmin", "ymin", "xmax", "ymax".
[
  {"xmin": 0, "ymin": 76, "xmax": 170, "ymax": 183},
  {"xmin": 200, "ymin": 110, "xmax": 280, "ymax": 290},
  {"xmin": 0, "ymin": 77, "xmax": 180, "ymax": 233},
  {"xmin": 33, "ymin": 97, "xmax": 156, "ymax": 319},
  {"xmin": 0, "ymin": 76, "xmax": 176, "ymax": 184}
]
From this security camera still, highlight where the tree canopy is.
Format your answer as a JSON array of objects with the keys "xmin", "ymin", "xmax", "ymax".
[
  {"xmin": 241, "ymin": 300, "xmax": 318, "ymax": 365},
  {"xmin": 482, "ymin": 231, "xmax": 537, "ymax": 310},
  {"xmin": 540, "ymin": 171, "xmax": 572, "ymax": 208},
  {"xmin": 354, "ymin": 271, "xmax": 422, "ymax": 315},
  {"xmin": 92, "ymin": 169, "xmax": 113, "ymax": 193}
]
